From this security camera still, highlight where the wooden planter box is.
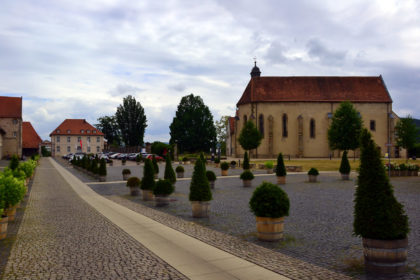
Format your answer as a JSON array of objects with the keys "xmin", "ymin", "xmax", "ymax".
[
  {"xmin": 191, "ymin": 201, "xmax": 210, "ymax": 218},
  {"xmin": 0, "ymin": 216, "xmax": 8, "ymax": 240},
  {"xmin": 155, "ymin": 195, "xmax": 170, "ymax": 207},
  {"xmin": 209, "ymin": 180, "xmax": 215, "ymax": 189},
  {"xmin": 176, "ymin": 172, "xmax": 184, "ymax": 178},
  {"xmin": 142, "ymin": 190, "xmax": 154, "ymax": 201},
  {"xmin": 256, "ymin": 216, "xmax": 284, "ymax": 242},
  {"xmin": 277, "ymin": 176, "xmax": 286, "ymax": 184},
  {"xmin": 221, "ymin": 170, "xmax": 228, "ymax": 176},
  {"xmin": 242, "ymin": 179, "xmax": 252, "ymax": 188},
  {"xmin": 122, "ymin": 174, "xmax": 130, "ymax": 181},
  {"xmin": 341, "ymin": 173, "xmax": 350, "ymax": 180},
  {"xmin": 308, "ymin": 175, "xmax": 318, "ymax": 182},
  {"xmin": 129, "ymin": 187, "xmax": 140, "ymax": 196}
]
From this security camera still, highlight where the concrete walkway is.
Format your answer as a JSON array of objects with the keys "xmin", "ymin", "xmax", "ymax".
[{"xmin": 49, "ymin": 158, "xmax": 289, "ymax": 280}]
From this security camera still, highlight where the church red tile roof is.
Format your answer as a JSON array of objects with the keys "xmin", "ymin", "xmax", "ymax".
[
  {"xmin": 22, "ymin": 122, "xmax": 42, "ymax": 149},
  {"xmin": 0, "ymin": 96, "xmax": 22, "ymax": 118},
  {"xmin": 50, "ymin": 119, "xmax": 104, "ymax": 136},
  {"xmin": 237, "ymin": 76, "xmax": 392, "ymax": 105}
]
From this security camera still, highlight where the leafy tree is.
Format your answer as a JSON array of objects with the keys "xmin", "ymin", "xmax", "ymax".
[
  {"xmin": 189, "ymin": 159, "xmax": 212, "ymax": 201},
  {"xmin": 95, "ymin": 116, "xmax": 121, "ymax": 146},
  {"xmin": 115, "ymin": 95, "xmax": 147, "ymax": 146},
  {"xmin": 215, "ymin": 116, "xmax": 229, "ymax": 155},
  {"xmin": 328, "ymin": 101, "xmax": 362, "ymax": 155},
  {"xmin": 169, "ymin": 94, "xmax": 217, "ymax": 153},
  {"xmin": 151, "ymin": 141, "xmax": 170, "ymax": 157},
  {"xmin": 243, "ymin": 151, "xmax": 250, "ymax": 170},
  {"xmin": 238, "ymin": 121, "xmax": 262, "ymax": 157},
  {"xmin": 164, "ymin": 156, "xmax": 176, "ymax": 184},
  {"xmin": 395, "ymin": 115, "xmax": 419, "ymax": 160},
  {"xmin": 141, "ymin": 159, "xmax": 155, "ymax": 190},
  {"xmin": 353, "ymin": 129, "xmax": 409, "ymax": 240}
]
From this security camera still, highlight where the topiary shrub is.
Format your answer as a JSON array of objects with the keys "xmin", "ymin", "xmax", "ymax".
[
  {"xmin": 164, "ymin": 156, "xmax": 176, "ymax": 184},
  {"xmin": 264, "ymin": 161, "xmax": 274, "ymax": 169},
  {"xmin": 182, "ymin": 156, "xmax": 189, "ymax": 162},
  {"xmin": 122, "ymin": 169, "xmax": 131, "ymax": 175},
  {"xmin": 339, "ymin": 150, "xmax": 351, "ymax": 174},
  {"xmin": 152, "ymin": 155, "xmax": 159, "ymax": 174},
  {"xmin": 249, "ymin": 182, "xmax": 290, "ymax": 218},
  {"xmin": 9, "ymin": 155, "xmax": 19, "ymax": 170},
  {"xmin": 214, "ymin": 158, "xmax": 220, "ymax": 164},
  {"xmin": 189, "ymin": 159, "xmax": 212, "ymax": 201},
  {"xmin": 91, "ymin": 159, "xmax": 99, "ymax": 174},
  {"xmin": 19, "ymin": 161, "xmax": 34, "ymax": 179},
  {"xmin": 354, "ymin": 129, "xmax": 409, "ymax": 240},
  {"xmin": 141, "ymin": 158, "xmax": 155, "ymax": 191},
  {"xmin": 221, "ymin": 162, "xmax": 229, "ymax": 171},
  {"xmin": 206, "ymin": 170, "xmax": 216, "ymax": 182},
  {"xmin": 136, "ymin": 154, "xmax": 142, "ymax": 163},
  {"xmin": 0, "ymin": 174, "xmax": 26, "ymax": 208},
  {"xmin": 175, "ymin": 165, "xmax": 184, "ymax": 173},
  {"xmin": 243, "ymin": 151, "xmax": 250, "ymax": 170},
  {"xmin": 126, "ymin": 177, "xmax": 141, "ymax": 188},
  {"xmin": 98, "ymin": 159, "xmax": 107, "ymax": 176},
  {"xmin": 154, "ymin": 179, "xmax": 174, "ymax": 196},
  {"xmin": 240, "ymin": 170, "xmax": 254, "ymax": 180},
  {"xmin": 276, "ymin": 153, "xmax": 287, "ymax": 177},
  {"xmin": 308, "ymin": 168, "xmax": 319, "ymax": 176}
]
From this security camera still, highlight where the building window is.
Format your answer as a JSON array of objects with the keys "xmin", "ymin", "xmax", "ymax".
[
  {"xmin": 57, "ymin": 146, "xmax": 60, "ymax": 152},
  {"xmin": 370, "ymin": 120, "xmax": 376, "ymax": 131},
  {"xmin": 67, "ymin": 137, "xmax": 70, "ymax": 143},
  {"xmin": 57, "ymin": 136, "xmax": 60, "ymax": 142},
  {"xmin": 96, "ymin": 146, "xmax": 100, "ymax": 152},
  {"xmin": 282, "ymin": 114, "xmax": 288, "ymax": 137},
  {"xmin": 259, "ymin": 114, "xmax": 264, "ymax": 137},
  {"xmin": 81, "ymin": 129, "xmax": 84, "ymax": 134},
  {"xmin": 97, "ymin": 137, "xmax": 100, "ymax": 142},
  {"xmin": 67, "ymin": 146, "xmax": 70, "ymax": 152},
  {"xmin": 87, "ymin": 146, "xmax": 91, "ymax": 152},
  {"xmin": 13, "ymin": 131, "xmax": 17, "ymax": 137},
  {"xmin": 87, "ymin": 136, "xmax": 90, "ymax": 142},
  {"xmin": 57, "ymin": 129, "xmax": 60, "ymax": 133},
  {"xmin": 77, "ymin": 136, "xmax": 81, "ymax": 142},
  {"xmin": 310, "ymin": 119, "xmax": 316, "ymax": 138},
  {"xmin": 77, "ymin": 146, "xmax": 81, "ymax": 151},
  {"xmin": 87, "ymin": 130, "xmax": 90, "ymax": 133},
  {"xmin": 93, "ymin": 130, "xmax": 97, "ymax": 134},
  {"xmin": 13, "ymin": 119, "xmax": 18, "ymax": 125}
]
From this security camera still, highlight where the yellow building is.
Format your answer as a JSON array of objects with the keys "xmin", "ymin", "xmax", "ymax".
[{"xmin": 230, "ymin": 64, "xmax": 402, "ymax": 159}]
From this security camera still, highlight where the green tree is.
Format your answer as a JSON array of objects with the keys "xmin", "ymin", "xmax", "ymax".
[
  {"xmin": 95, "ymin": 116, "xmax": 121, "ymax": 147},
  {"xmin": 115, "ymin": 95, "xmax": 147, "ymax": 146},
  {"xmin": 164, "ymin": 156, "xmax": 176, "ymax": 184},
  {"xmin": 152, "ymin": 155, "xmax": 159, "ymax": 175},
  {"xmin": 276, "ymin": 153, "xmax": 286, "ymax": 177},
  {"xmin": 169, "ymin": 94, "xmax": 217, "ymax": 153},
  {"xmin": 98, "ymin": 159, "xmax": 107, "ymax": 176},
  {"xmin": 189, "ymin": 159, "xmax": 212, "ymax": 201},
  {"xmin": 339, "ymin": 151, "xmax": 350, "ymax": 174},
  {"xmin": 243, "ymin": 151, "xmax": 250, "ymax": 170},
  {"xmin": 215, "ymin": 116, "xmax": 229, "ymax": 155},
  {"xmin": 395, "ymin": 115, "xmax": 419, "ymax": 160},
  {"xmin": 328, "ymin": 101, "xmax": 362, "ymax": 155},
  {"xmin": 141, "ymin": 159, "xmax": 155, "ymax": 190},
  {"xmin": 353, "ymin": 129, "xmax": 409, "ymax": 240},
  {"xmin": 151, "ymin": 141, "xmax": 170, "ymax": 157},
  {"xmin": 238, "ymin": 121, "xmax": 262, "ymax": 157}
]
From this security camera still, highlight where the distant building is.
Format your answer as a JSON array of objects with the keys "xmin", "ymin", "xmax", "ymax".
[
  {"xmin": 228, "ymin": 63, "xmax": 404, "ymax": 158},
  {"xmin": 49, "ymin": 119, "xmax": 104, "ymax": 157},
  {"xmin": 0, "ymin": 96, "xmax": 22, "ymax": 159},
  {"xmin": 22, "ymin": 122, "xmax": 42, "ymax": 157}
]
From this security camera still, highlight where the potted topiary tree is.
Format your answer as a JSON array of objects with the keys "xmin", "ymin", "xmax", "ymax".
[
  {"xmin": 339, "ymin": 150, "xmax": 351, "ymax": 180},
  {"xmin": 276, "ymin": 153, "xmax": 287, "ymax": 184},
  {"xmin": 214, "ymin": 158, "xmax": 220, "ymax": 168},
  {"xmin": 122, "ymin": 169, "xmax": 131, "ymax": 181},
  {"xmin": 9, "ymin": 155, "xmax": 19, "ymax": 170},
  {"xmin": 98, "ymin": 159, "xmax": 107, "ymax": 182},
  {"xmin": 308, "ymin": 168, "xmax": 319, "ymax": 182},
  {"xmin": 154, "ymin": 179, "xmax": 174, "ymax": 207},
  {"xmin": 240, "ymin": 170, "xmax": 254, "ymax": 187},
  {"xmin": 0, "ymin": 207, "xmax": 8, "ymax": 240},
  {"xmin": 221, "ymin": 162, "xmax": 229, "ymax": 176},
  {"xmin": 109, "ymin": 159, "xmax": 113, "ymax": 166},
  {"xmin": 1, "ymin": 174, "xmax": 25, "ymax": 221},
  {"xmin": 126, "ymin": 177, "xmax": 141, "ymax": 196},
  {"xmin": 206, "ymin": 170, "xmax": 217, "ymax": 189},
  {"xmin": 182, "ymin": 156, "xmax": 190, "ymax": 164},
  {"xmin": 354, "ymin": 129, "xmax": 409, "ymax": 276},
  {"xmin": 189, "ymin": 159, "xmax": 212, "ymax": 218},
  {"xmin": 265, "ymin": 161, "xmax": 274, "ymax": 174},
  {"xmin": 152, "ymin": 155, "xmax": 159, "ymax": 179},
  {"xmin": 243, "ymin": 151, "xmax": 250, "ymax": 171},
  {"xmin": 249, "ymin": 182, "xmax": 290, "ymax": 241},
  {"xmin": 141, "ymin": 158, "xmax": 155, "ymax": 201},
  {"xmin": 121, "ymin": 158, "xmax": 126, "ymax": 166},
  {"xmin": 175, "ymin": 165, "xmax": 184, "ymax": 178},
  {"xmin": 136, "ymin": 154, "xmax": 142, "ymax": 165},
  {"xmin": 164, "ymin": 156, "xmax": 176, "ymax": 185}
]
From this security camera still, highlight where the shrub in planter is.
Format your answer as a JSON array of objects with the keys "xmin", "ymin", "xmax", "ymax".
[
  {"xmin": 249, "ymin": 182, "xmax": 290, "ymax": 241},
  {"xmin": 126, "ymin": 177, "xmax": 141, "ymax": 196},
  {"xmin": 19, "ymin": 161, "xmax": 34, "ymax": 179},
  {"xmin": 230, "ymin": 160, "xmax": 237, "ymax": 168},
  {"xmin": 339, "ymin": 151, "xmax": 351, "ymax": 180},
  {"xmin": 354, "ymin": 129, "xmax": 409, "ymax": 276},
  {"xmin": 109, "ymin": 159, "xmax": 113, "ymax": 166},
  {"xmin": 121, "ymin": 158, "xmax": 126, "ymax": 165},
  {"xmin": 0, "ymin": 174, "xmax": 25, "ymax": 221},
  {"xmin": 9, "ymin": 155, "xmax": 19, "ymax": 170},
  {"xmin": 243, "ymin": 151, "xmax": 250, "ymax": 170},
  {"xmin": 91, "ymin": 159, "xmax": 99, "ymax": 176},
  {"xmin": 308, "ymin": 168, "xmax": 319, "ymax": 182},
  {"xmin": 164, "ymin": 156, "xmax": 176, "ymax": 184},
  {"xmin": 154, "ymin": 179, "xmax": 174, "ymax": 207},
  {"xmin": 141, "ymin": 158, "xmax": 155, "ymax": 201},
  {"xmin": 240, "ymin": 170, "xmax": 254, "ymax": 187},
  {"xmin": 152, "ymin": 155, "xmax": 159, "ymax": 178},
  {"xmin": 182, "ymin": 156, "xmax": 189, "ymax": 163},
  {"xmin": 122, "ymin": 169, "xmax": 131, "ymax": 180},
  {"xmin": 265, "ymin": 161, "xmax": 274, "ymax": 174},
  {"xmin": 221, "ymin": 162, "xmax": 229, "ymax": 176},
  {"xmin": 98, "ymin": 159, "xmax": 107, "ymax": 181},
  {"xmin": 214, "ymin": 158, "xmax": 220, "ymax": 164},
  {"xmin": 189, "ymin": 159, "xmax": 212, "ymax": 218},
  {"xmin": 276, "ymin": 153, "xmax": 287, "ymax": 184},
  {"xmin": 175, "ymin": 165, "xmax": 185, "ymax": 178},
  {"xmin": 206, "ymin": 170, "xmax": 217, "ymax": 189}
]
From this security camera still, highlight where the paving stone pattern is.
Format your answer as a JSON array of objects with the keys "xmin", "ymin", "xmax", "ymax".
[
  {"xmin": 3, "ymin": 158, "xmax": 188, "ymax": 280},
  {"xmin": 76, "ymin": 159, "xmax": 420, "ymax": 280}
]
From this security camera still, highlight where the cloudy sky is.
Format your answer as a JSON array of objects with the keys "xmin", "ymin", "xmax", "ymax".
[{"xmin": 1, "ymin": 0, "xmax": 419, "ymax": 142}]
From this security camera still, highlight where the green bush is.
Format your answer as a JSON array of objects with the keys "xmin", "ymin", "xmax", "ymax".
[
  {"xmin": 339, "ymin": 151, "xmax": 351, "ymax": 174},
  {"xmin": 175, "ymin": 165, "xmax": 184, "ymax": 173},
  {"xmin": 164, "ymin": 156, "xmax": 176, "ymax": 184},
  {"xmin": 354, "ymin": 129, "xmax": 409, "ymax": 240},
  {"xmin": 249, "ymin": 182, "xmax": 290, "ymax": 218},
  {"xmin": 240, "ymin": 170, "xmax": 254, "ymax": 180},
  {"xmin": 9, "ymin": 155, "xmax": 19, "ymax": 170},
  {"xmin": 264, "ymin": 161, "xmax": 274, "ymax": 169},
  {"xmin": 122, "ymin": 169, "xmax": 131, "ymax": 175},
  {"xmin": 19, "ymin": 161, "xmax": 35, "ymax": 178},
  {"xmin": 243, "ymin": 151, "xmax": 250, "ymax": 170},
  {"xmin": 221, "ymin": 162, "xmax": 229, "ymax": 170},
  {"xmin": 151, "ymin": 141, "xmax": 170, "ymax": 157},
  {"xmin": 0, "ymin": 173, "xmax": 26, "ymax": 208},
  {"xmin": 98, "ymin": 159, "xmax": 107, "ymax": 176},
  {"xmin": 276, "ymin": 153, "xmax": 287, "ymax": 176},
  {"xmin": 91, "ymin": 159, "xmax": 99, "ymax": 174},
  {"xmin": 189, "ymin": 159, "xmax": 212, "ymax": 201},
  {"xmin": 182, "ymin": 156, "xmax": 189, "ymax": 162},
  {"xmin": 154, "ymin": 179, "xmax": 174, "ymax": 196},
  {"xmin": 152, "ymin": 155, "xmax": 159, "ymax": 174},
  {"xmin": 126, "ymin": 177, "xmax": 141, "ymax": 188},
  {"xmin": 230, "ymin": 160, "xmax": 236, "ymax": 166},
  {"xmin": 136, "ymin": 154, "xmax": 142, "ymax": 163},
  {"xmin": 141, "ymin": 158, "xmax": 155, "ymax": 191},
  {"xmin": 308, "ymin": 168, "xmax": 319, "ymax": 176},
  {"xmin": 206, "ymin": 170, "xmax": 217, "ymax": 181},
  {"xmin": 214, "ymin": 158, "xmax": 220, "ymax": 164}
]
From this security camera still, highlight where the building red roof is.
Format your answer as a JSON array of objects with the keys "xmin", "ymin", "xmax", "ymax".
[
  {"xmin": 50, "ymin": 119, "xmax": 104, "ymax": 136},
  {"xmin": 22, "ymin": 122, "xmax": 42, "ymax": 149},
  {"xmin": 0, "ymin": 96, "xmax": 22, "ymax": 118},
  {"xmin": 237, "ymin": 76, "xmax": 392, "ymax": 106}
]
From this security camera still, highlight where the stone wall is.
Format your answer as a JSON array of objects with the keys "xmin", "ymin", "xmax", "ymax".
[{"xmin": 0, "ymin": 117, "xmax": 22, "ymax": 158}]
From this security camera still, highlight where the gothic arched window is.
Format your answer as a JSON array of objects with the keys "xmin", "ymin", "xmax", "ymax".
[
  {"xmin": 259, "ymin": 114, "xmax": 264, "ymax": 137},
  {"xmin": 310, "ymin": 118, "xmax": 316, "ymax": 138},
  {"xmin": 282, "ymin": 114, "xmax": 288, "ymax": 137}
]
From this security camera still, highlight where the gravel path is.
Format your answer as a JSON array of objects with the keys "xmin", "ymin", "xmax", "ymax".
[{"xmin": 3, "ymin": 158, "xmax": 188, "ymax": 280}]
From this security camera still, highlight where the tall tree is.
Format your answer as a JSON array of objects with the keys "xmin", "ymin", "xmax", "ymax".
[
  {"xmin": 169, "ymin": 94, "xmax": 217, "ymax": 153},
  {"xmin": 395, "ymin": 115, "xmax": 419, "ymax": 160},
  {"xmin": 215, "ymin": 116, "xmax": 229, "ymax": 155},
  {"xmin": 328, "ymin": 101, "xmax": 362, "ymax": 154},
  {"xmin": 115, "ymin": 95, "xmax": 147, "ymax": 146},
  {"xmin": 95, "ymin": 116, "xmax": 121, "ymax": 147},
  {"xmin": 238, "ymin": 120, "xmax": 262, "ymax": 157}
]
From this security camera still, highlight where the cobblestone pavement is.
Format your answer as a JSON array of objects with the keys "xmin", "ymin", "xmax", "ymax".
[
  {"xmin": 3, "ymin": 158, "xmax": 188, "ymax": 280},
  {"xmin": 67, "ymin": 158, "xmax": 420, "ymax": 280}
]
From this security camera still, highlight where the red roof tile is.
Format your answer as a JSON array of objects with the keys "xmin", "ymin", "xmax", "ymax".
[
  {"xmin": 237, "ymin": 76, "xmax": 392, "ymax": 105},
  {"xmin": 22, "ymin": 122, "xmax": 42, "ymax": 149},
  {"xmin": 50, "ymin": 119, "xmax": 104, "ymax": 136},
  {"xmin": 0, "ymin": 96, "xmax": 22, "ymax": 118}
]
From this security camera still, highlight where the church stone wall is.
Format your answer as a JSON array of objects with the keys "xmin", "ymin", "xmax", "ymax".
[{"xmin": 0, "ymin": 117, "xmax": 22, "ymax": 158}]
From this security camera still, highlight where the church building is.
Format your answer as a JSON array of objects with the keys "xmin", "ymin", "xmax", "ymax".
[{"xmin": 229, "ymin": 64, "xmax": 402, "ymax": 159}]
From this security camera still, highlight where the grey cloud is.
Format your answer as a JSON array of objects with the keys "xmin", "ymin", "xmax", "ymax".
[
  {"xmin": 109, "ymin": 84, "xmax": 144, "ymax": 97},
  {"xmin": 168, "ymin": 83, "xmax": 187, "ymax": 92},
  {"xmin": 306, "ymin": 39, "xmax": 347, "ymax": 65}
]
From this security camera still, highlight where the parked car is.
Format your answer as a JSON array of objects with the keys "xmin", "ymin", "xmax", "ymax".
[
  {"xmin": 62, "ymin": 153, "xmax": 73, "ymax": 159},
  {"xmin": 143, "ymin": 154, "xmax": 164, "ymax": 161},
  {"xmin": 109, "ymin": 153, "xmax": 121, "ymax": 159},
  {"xmin": 128, "ymin": 153, "xmax": 141, "ymax": 161}
]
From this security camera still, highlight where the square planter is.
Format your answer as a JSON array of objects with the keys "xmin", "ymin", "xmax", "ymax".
[
  {"xmin": 191, "ymin": 201, "xmax": 210, "ymax": 218},
  {"xmin": 142, "ymin": 190, "xmax": 154, "ymax": 201}
]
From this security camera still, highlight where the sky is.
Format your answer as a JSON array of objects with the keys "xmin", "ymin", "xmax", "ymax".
[{"xmin": 1, "ymin": 0, "xmax": 419, "ymax": 142}]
